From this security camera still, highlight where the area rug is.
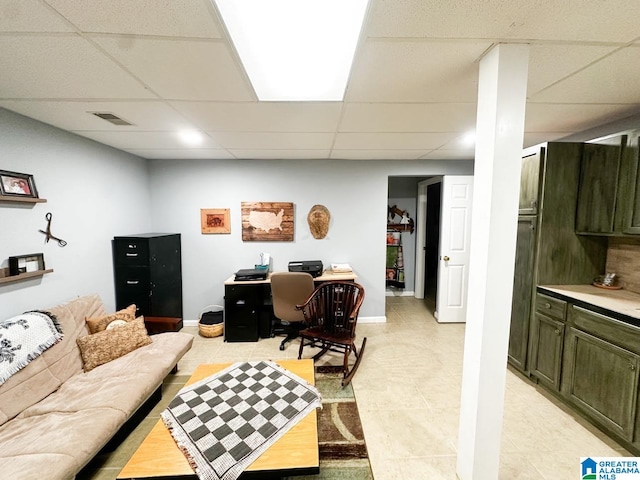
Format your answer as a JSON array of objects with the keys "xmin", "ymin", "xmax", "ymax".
[{"xmin": 284, "ymin": 365, "xmax": 373, "ymax": 480}]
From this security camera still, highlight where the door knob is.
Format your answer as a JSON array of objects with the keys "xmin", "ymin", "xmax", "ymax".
[{"xmin": 442, "ymin": 256, "xmax": 450, "ymax": 261}]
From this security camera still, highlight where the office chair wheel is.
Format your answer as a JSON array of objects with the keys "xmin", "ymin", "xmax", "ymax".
[{"xmin": 279, "ymin": 342, "xmax": 286, "ymax": 351}]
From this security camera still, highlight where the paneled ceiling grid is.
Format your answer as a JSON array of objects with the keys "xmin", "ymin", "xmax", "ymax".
[{"xmin": 0, "ymin": 0, "xmax": 639, "ymax": 160}]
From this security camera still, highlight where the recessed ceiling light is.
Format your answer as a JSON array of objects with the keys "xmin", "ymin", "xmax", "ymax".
[
  {"xmin": 213, "ymin": 0, "xmax": 370, "ymax": 101},
  {"xmin": 178, "ymin": 130, "xmax": 204, "ymax": 146},
  {"xmin": 462, "ymin": 131, "xmax": 476, "ymax": 145}
]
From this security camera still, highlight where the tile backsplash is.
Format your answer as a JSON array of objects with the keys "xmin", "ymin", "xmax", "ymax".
[{"xmin": 606, "ymin": 237, "xmax": 640, "ymax": 293}]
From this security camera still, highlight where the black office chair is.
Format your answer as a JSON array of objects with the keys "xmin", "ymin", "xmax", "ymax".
[{"xmin": 270, "ymin": 272, "xmax": 316, "ymax": 351}]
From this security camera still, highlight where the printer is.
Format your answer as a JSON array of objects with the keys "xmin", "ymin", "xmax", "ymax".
[{"xmin": 288, "ymin": 260, "xmax": 323, "ymax": 278}]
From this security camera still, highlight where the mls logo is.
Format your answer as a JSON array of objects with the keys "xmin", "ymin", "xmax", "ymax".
[
  {"xmin": 581, "ymin": 457, "xmax": 640, "ymax": 479},
  {"xmin": 581, "ymin": 458, "xmax": 596, "ymax": 479}
]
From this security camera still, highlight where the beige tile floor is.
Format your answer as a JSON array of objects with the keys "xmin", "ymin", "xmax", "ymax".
[{"xmin": 84, "ymin": 296, "xmax": 631, "ymax": 479}]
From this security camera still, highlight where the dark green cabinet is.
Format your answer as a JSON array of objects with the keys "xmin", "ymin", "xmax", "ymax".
[
  {"xmin": 623, "ymin": 136, "xmax": 640, "ymax": 234},
  {"xmin": 562, "ymin": 326, "xmax": 639, "ymax": 441},
  {"xmin": 519, "ymin": 150, "xmax": 542, "ymax": 215},
  {"xmin": 575, "ymin": 143, "xmax": 622, "ymax": 234},
  {"xmin": 529, "ymin": 293, "xmax": 567, "ymax": 391},
  {"xmin": 508, "ymin": 142, "xmax": 607, "ymax": 374},
  {"xmin": 508, "ymin": 217, "xmax": 536, "ymax": 372}
]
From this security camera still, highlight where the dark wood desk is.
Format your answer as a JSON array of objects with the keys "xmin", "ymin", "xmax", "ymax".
[{"xmin": 223, "ymin": 270, "xmax": 357, "ymax": 342}]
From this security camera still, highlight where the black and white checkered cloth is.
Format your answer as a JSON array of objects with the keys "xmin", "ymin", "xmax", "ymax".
[{"xmin": 161, "ymin": 360, "xmax": 322, "ymax": 480}]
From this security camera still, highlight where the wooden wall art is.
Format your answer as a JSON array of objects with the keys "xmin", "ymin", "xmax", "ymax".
[
  {"xmin": 201, "ymin": 209, "xmax": 231, "ymax": 234},
  {"xmin": 241, "ymin": 202, "xmax": 294, "ymax": 241}
]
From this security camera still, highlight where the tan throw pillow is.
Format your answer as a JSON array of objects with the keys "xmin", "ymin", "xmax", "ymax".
[
  {"xmin": 77, "ymin": 317, "xmax": 151, "ymax": 372},
  {"xmin": 86, "ymin": 304, "xmax": 136, "ymax": 334}
]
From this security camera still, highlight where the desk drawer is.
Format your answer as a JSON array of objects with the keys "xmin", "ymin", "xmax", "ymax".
[{"xmin": 535, "ymin": 293, "xmax": 567, "ymax": 321}]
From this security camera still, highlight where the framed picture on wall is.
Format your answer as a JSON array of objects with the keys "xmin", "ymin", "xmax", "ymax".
[
  {"xmin": 201, "ymin": 208, "xmax": 231, "ymax": 234},
  {"xmin": 0, "ymin": 170, "xmax": 39, "ymax": 198},
  {"xmin": 241, "ymin": 202, "xmax": 294, "ymax": 241}
]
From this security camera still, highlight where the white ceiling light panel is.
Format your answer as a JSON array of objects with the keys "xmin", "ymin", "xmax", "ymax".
[{"xmin": 214, "ymin": 0, "xmax": 369, "ymax": 101}]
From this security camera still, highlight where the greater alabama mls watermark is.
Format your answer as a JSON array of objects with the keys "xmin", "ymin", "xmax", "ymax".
[{"xmin": 582, "ymin": 457, "xmax": 640, "ymax": 479}]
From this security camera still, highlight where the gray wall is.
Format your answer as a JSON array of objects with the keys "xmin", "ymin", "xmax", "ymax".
[
  {"xmin": 0, "ymin": 109, "xmax": 151, "ymax": 319},
  {"xmin": 149, "ymin": 161, "xmax": 472, "ymax": 321},
  {"xmin": 0, "ymin": 108, "xmax": 474, "ymax": 322}
]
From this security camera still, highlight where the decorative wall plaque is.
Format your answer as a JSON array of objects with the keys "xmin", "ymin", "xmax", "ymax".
[
  {"xmin": 201, "ymin": 209, "xmax": 230, "ymax": 234},
  {"xmin": 241, "ymin": 202, "xmax": 294, "ymax": 241}
]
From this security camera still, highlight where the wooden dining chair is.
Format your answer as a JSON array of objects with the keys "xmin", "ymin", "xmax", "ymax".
[{"xmin": 296, "ymin": 281, "xmax": 366, "ymax": 386}]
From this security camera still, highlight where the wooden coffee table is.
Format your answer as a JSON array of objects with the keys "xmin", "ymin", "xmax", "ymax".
[{"xmin": 117, "ymin": 359, "xmax": 319, "ymax": 479}]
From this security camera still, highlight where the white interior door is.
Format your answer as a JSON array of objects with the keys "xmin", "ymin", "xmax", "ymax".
[{"xmin": 436, "ymin": 175, "xmax": 474, "ymax": 323}]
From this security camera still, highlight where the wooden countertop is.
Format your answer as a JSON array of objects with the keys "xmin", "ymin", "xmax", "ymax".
[{"xmin": 539, "ymin": 284, "xmax": 640, "ymax": 321}]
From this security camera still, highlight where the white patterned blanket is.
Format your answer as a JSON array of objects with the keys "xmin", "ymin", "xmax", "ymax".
[{"xmin": 0, "ymin": 311, "xmax": 63, "ymax": 385}]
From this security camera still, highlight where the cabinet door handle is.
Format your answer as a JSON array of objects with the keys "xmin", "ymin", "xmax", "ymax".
[
  {"xmin": 554, "ymin": 329, "xmax": 561, "ymax": 335},
  {"xmin": 545, "ymin": 303, "xmax": 551, "ymax": 309},
  {"xmin": 127, "ymin": 280, "xmax": 139, "ymax": 285},
  {"xmin": 629, "ymin": 363, "xmax": 637, "ymax": 371},
  {"xmin": 126, "ymin": 253, "xmax": 139, "ymax": 257}
]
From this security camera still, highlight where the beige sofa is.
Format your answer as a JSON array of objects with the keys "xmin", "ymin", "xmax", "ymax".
[{"xmin": 0, "ymin": 294, "xmax": 194, "ymax": 480}]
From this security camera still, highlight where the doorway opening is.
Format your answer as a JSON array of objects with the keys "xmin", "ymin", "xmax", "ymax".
[{"xmin": 424, "ymin": 182, "xmax": 441, "ymax": 312}]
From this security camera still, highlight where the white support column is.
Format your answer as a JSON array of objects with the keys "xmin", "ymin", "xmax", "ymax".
[{"xmin": 456, "ymin": 43, "xmax": 530, "ymax": 480}]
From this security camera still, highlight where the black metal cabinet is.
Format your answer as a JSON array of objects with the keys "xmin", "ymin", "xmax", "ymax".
[
  {"xmin": 113, "ymin": 233, "xmax": 182, "ymax": 318},
  {"xmin": 224, "ymin": 284, "xmax": 262, "ymax": 342}
]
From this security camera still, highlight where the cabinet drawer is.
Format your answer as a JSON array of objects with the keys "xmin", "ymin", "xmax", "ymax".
[
  {"xmin": 569, "ymin": 305, "xmax": 640, "ymax": 355},
  {"xmin": 535, "ymin": 293, "xmax": 567, "ymax": 320},
  {"xmin": 113, "ymin": 239, "xmax": 150, "ymax": 266}
]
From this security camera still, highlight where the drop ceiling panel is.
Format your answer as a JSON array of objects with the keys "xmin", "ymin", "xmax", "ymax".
[
  {"xmin": 93, "ymin": 36, "xmax": 254, "ymax": 101},
  {"xmin": 0, "ymin": 36, "xmax": 156, "ymax": 99},
  {"xmin": 127, "ymin": 148, "xmax": 234, "ymax": 160},
  {"xmin": 527, "ymin": 44, "xmax": 620, "ymax": 96},
  {"xmin": 420, "ymin": 149, "xmax": 474, "ymax": 160},
  {"xmin": 334, "ymin": 132, "xmax": 457, "ymax": 150},
  {"xmin": 0, "ymin": 101, "xmax": 194, "ymax": 131},
  {"xmin": 523, "ymin": 132, "xmax": 568, "ymax": 148},
  {"xmin": 340, "ymin": 103, "xmax": 476, "ymax": 132},
  {"xmin": 525, "ymin": 103, "xmax": 640, "ymax": 133},
  {"xmin": 367, "ymin": 0, "xmax": 640, "ymax": 43},
  {"xmin": 531, "ymin": 46, "xmax": 640, "ymax": 104},
  {"xmin": 171, "ymin": 101, "xmax": 343, "ymax": 132},
  {"xmin": 212, "ymin": 132, "xmax": 335, "ymax": 150},
  {"xmin": 330, "ymin": 149, "xmax": 429, "ymax": 160},
  {"xmin": 74, "ymin": 130, "xmax": 221, "ymax": 149},
  {"xmin": 229, "ymin": 149, "xmax": 331, "ymax": 160},
  {"xmin": 0, "ymin": 0, "xmax": 73, "ymax": 32},
  {"xmin": 346, "ymin": 40, "xmax": 488, "ymax": 102},
  {"xmin": 44, "ymin": 0, "xmax": 223, "ymax": 38}
]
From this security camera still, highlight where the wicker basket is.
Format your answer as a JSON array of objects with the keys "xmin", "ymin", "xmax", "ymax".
[
  {"xmin": 199, "ymin": 322, "xmax": 223, "ymax": 338},
  {"xmin": 198, "ymin": 305, "xmax": 224, "ymax": 338}
]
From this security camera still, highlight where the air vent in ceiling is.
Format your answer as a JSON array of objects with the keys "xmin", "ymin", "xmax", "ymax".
[{"xmin": 90, "ymin": 112, "xmax": 134, "ymax": 126}]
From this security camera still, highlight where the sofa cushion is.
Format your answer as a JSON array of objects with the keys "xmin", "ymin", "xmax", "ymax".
[
  {"xmin": 85, "ymin": 303, "xmax": 136, "ymax": 334},
  {"xmin": 20, "ymin": 331, "xmax": 194, "ymax": 419},
  {"xmin": 0, "ymin": 294, "xmax": 105, "ymax": 426},
  {"xmin": 77, "ymin": 317, "xmax": 152, "ymax": 371},
  {"xmin": 0, "ymin": 407, "xmax": 127, "ymax": 480}
]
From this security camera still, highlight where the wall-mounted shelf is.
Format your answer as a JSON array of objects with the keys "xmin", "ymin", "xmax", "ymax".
[
  {"xmin": 0, "ymin": 195, "xmax": 47, "ymax": 204},
  {"xmin": 0, "ymin": 269, "xmax": 53, "ymax": 285},
  {"xmin": 387, "ymin": 223, "xmax": 414, "ymax": 233}
]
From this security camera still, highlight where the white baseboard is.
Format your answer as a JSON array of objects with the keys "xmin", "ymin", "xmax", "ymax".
[
  {"xmin": 385, "ymin": 290, "xmax": 415, "ymax": 297},
  {"xmin": 358, "ymin": 316, "xmax": 386, "ymax": 324},
  {"xmin": 184, "ymin": 316, "xmax": 387, "ymax": 327}
]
